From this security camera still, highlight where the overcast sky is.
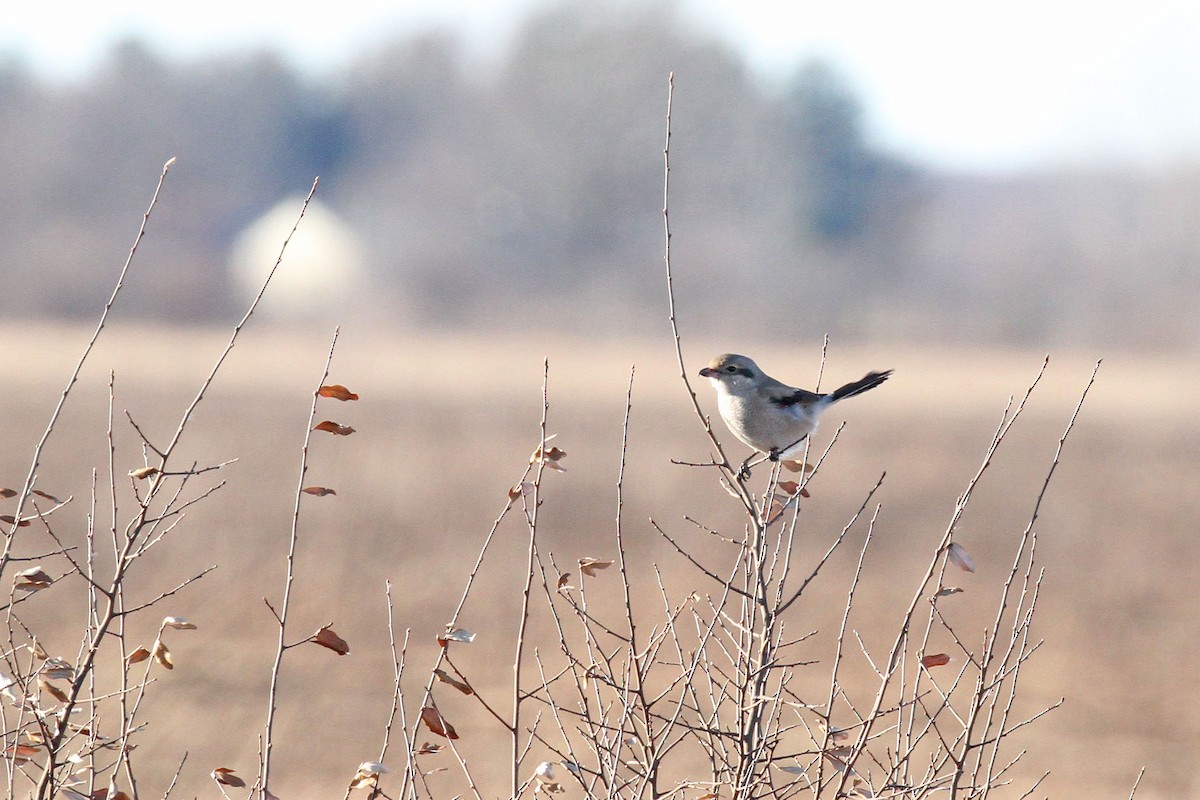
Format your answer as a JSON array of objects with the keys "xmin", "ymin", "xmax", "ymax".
[{"xmin": 3, "ymin": 0, "xmax": 1199, "ymax": 171}]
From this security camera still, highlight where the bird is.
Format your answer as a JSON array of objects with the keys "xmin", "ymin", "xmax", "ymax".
[{"xmin": 699, "ymin": 353, "xmax": 892, "ymax": 472}]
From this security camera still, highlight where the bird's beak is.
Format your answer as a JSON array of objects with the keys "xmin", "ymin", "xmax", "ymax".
[{"xmin": 698, "ymin": 367, "xmax": 717, "ymax": 378}]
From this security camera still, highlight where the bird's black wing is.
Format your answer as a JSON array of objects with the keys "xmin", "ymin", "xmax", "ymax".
[{"xmin": 770, "ymin": 388, "xmax": 823, "ymax": 408}]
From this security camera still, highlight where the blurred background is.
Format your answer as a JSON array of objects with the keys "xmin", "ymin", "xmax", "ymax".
[
  {"xmin": 2, "ymin": 0, "xmax": 1198, "ymax": 798},
  {"xmin": 3, "ymin": 0, "xmax": 1199, "ymax": 345}
]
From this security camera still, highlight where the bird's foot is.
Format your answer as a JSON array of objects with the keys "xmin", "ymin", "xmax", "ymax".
[{"xmin": 737, "ymin": 455, "xmax": 755, "ymax": 480}]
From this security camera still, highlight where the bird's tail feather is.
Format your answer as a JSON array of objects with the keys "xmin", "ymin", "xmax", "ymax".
[{"xmin": 829, "ymin": 370, "xmax": 893, "ymax": 403}]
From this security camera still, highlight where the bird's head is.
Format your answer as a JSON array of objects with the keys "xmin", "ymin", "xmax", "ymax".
[{"xmin": 699, "ymin": 354, "xmax": 760, "ymax": 389}]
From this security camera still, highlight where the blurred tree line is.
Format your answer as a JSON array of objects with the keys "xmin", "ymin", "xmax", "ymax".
[{"xmin": 0, "ymin": 1, "xmax": 1196, "ymax": 348}]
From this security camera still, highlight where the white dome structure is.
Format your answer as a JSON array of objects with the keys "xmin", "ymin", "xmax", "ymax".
[{"xmin": 229, "ymin": 197, "xmax": 368, "ymax": 320}]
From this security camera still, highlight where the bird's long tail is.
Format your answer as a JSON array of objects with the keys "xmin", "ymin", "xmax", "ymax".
[{"xmin": 828, "ymin": 370, "xmax": 894, "ymax": 403}]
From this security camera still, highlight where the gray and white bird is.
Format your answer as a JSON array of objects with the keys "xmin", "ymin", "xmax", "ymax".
[{"xmin": 699, "ymin": 354, "xmax": 893, "ymax": 466}]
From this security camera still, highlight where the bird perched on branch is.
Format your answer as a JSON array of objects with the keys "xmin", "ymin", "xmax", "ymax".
[{"xmin": 699, "ymin": 353, "xmax": 892, "ymax": 473}]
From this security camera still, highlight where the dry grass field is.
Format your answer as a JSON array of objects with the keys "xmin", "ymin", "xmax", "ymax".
[{"xmin": 1, "ymin": 322, "xmax": 1196, "ymax": 798}]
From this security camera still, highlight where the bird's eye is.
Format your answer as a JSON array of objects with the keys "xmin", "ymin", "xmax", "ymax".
[{"xmin": 725, "ymin": 365, "xmax": 738, "ymax": 373}]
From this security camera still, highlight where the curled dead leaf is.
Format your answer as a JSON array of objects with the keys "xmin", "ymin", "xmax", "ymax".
[
  {"xmin": 507, "ymin": 481, "xmax": 535, "ymax": 503},
  {"xmin": 921, "ymin": 653, "xmax": 952, "ymax": 669},
  {"xmin": 0, "ymin": 488, "xmax": 16, "ymax": 499},
  {"xmin": 415, "ymin": 742, "xmax": 443, "ymax": 755},
  {"xmin": 152, "ymin": 640, "xmax": 173, "ymax": 670},
  {"xmin": 349, "ymin": 761, "xmax": 387, "ymax": 789},
  {"xmin": 0, "ymin": 515, "xmax": 30, "ymax": 527},
  {"xmin": 303, "ymin": 486, "xmax": 337, "ymax": 496},
  {"xmin": 162, "ymin": 616, "xmax": 197, "ymax": 630},
  {"xmin": 437, "ymin": 627, "xmax": 476, "ymax": 647},
  {"xmin": 578, "ymin": 558, "xmax": 613, "ymax": 578},
  {"xmin": 41, "ymin": 658, "xmax": 74, "ymax": 682},
  {"xmin": 313, "ymin": 626, "xmax": 350, "ymax": 655},
  {"xmin": 533, "ymin": 761, "xmax": 565, "ymax": 793},
  {"xmin": 420, "ymin": 706, "xmax": 458, "ymax": 739},
  {"xmin": 318, "ymin": 384, "xmax": 359, "ymax": 401},
  {"xmin": 211, "ymin": 768, "xmax": 246, "ymax": 788},
  {"xmin": 314, "ymin": 421, "xmax": 356, "ymax": 436},
  {"xmin": 784, "ymin": 460, "xmax": 814, "ymax": 473},
  {"xmin": 31, "ymin": 489, "xmax": 61, "ymax": 504},
  {"xmin": 556, "ymin": 573, "xmax": 574, "ymax": 592},
  {"xmin": 434, "ymin": 669, "xmax": 473, "ymax": 695},
  {"xmin": 947, "ymin": 542, "xmax": 976, "ymax": 573},
  {"xmin": 935, "ymin": 587, "xmax": 965, "ymax": 598},
  {"xmin": 37, "ymin": 677, "xmax": 70, "ymax": 703},
  {"xmin": 530, "ymin": 444, "xmax": 568, "ymax": 472},
  {"xmin": 126, "ymin": 647, "xmax": 151, "ymax": 666},
  {"xmin": 128, "ymin": 466, "xmax": 159, "ymax": 480},
  {"xmin": 15, "ymin": 567, "xmax": 53, "ymax": 591}
]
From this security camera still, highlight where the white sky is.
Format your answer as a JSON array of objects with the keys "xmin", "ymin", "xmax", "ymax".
[{"xmin": 3, "ymin": 0, "xmax": 1199, "ymax": 171}]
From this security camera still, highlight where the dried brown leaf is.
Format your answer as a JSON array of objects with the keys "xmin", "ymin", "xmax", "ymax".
[
  {"xmin": 578, "ymin": 557, "xmax": 613, "ymax": 577},
  {"xmin": 556, "ymin": 573, "xmax": 573, "ymax": 591},
  {"xmin": 41, "ymin": 658, "xmax": 74, "ymax": 681},
  {"xmin": 302, "ymin": 486, "xmax": 337, "ymax": 496},
  {"xmin": 947, "ymin": 542, "xmax": 976, "ymax": 573},
  {"xmin": 6, "ymin": 743, "xmax": 41, "ymax": 764},
  {"xmin": 784, "ymin": 460, "xmax": 815, "ymax": 474},
  {"xmin": 162, "ymin": 616, "xmax": 196, "ymax": 630},
  {"xmin": 0, "ymin": 515, "xmax": 30, "ymax": 527},
  {"xmin": 313, "ymin": 626, "xmax": 350, "ymax": 655},
  {"xmin": 318, "ymin": 384, "xmax": 360, "ymax": 401},
  {"xmin": 437, "ymin": 627, "xmax": 476, "ymax": 647},
  {"xmin": 415, "ymin": 742, "xmax": 444, "ymax": 755},
  {"xmin": 211, "ymin": 768, "xmax": 246, "ymax": 788},
  {"xmin": 128, "ymin": 466, "xmax": 159, "ymax": 480},
  {"xmin": 38, "ymin": 677, "xmax": 69, "ymax": 703},
  {"xmin": 0, "ymin": 488, "xmax": 16, "ymax": 499},
  {"xmin": 152, "ymin": 640, "xmax": 173, "ymax": 670},
  {"xmin": 935, "ymin": 587, "xmax": 965, "ymax": 598},
  {"xmin": 921, "ymin": 653, "xmax": 951, "ymax": 668},
  {"xmin": 530, "ymin": 444, "xmax": 568, "ymax": 472},
  {"xmin": 507, "ymin": 481, "xmax": 534, "ymax": 503},
  {"xmin": 31, "ymin": 489, "xmax": 61, "ymax": 504},
  {"xmin": 15, "ymin": 567, "xmax": 53, "ymax": 591},
  {"xmin": 420, "ymin": 706, "xmax": 459, "ymax": 739},
  {"xmin": 126, "ymin": 647, "xmax": 151, "ymax": 665},
  {"xmin": 314, "ymin": 420, "xmax": 355, "ymax": 435},
  {"xmin": 434, "ymin": 669, "xmax": 474, "ymax": 695}
]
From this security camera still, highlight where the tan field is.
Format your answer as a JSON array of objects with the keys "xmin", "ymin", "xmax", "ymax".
[{"xmin": 1, "ymin": 322, "xmax": 1197, "ymax": 799}]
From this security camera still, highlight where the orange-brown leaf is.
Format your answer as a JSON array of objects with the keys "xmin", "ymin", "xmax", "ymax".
[
  {"xmin": 318, "ymin": 384, "xmax": 359, "ymax": 401},
  {"xmin": 15, "ymin": 567, "xmax": 53, "ymax": 591},
  {"xmin": 530, "ymin": 444, "xmax": 568, "ymax": 472},
  {"xmin": 127, "ymin": 647, "xmax": 151, "ymax": 665},
  {"xmin": 420, "ymin": 707, "xmax": 459, "ymax": 739},
  {"xmin": 922, "ymin": 653, "xmax": 951, "ymax": 668},
  {"xmin": 434, "ymin": 669, "xmax": 474, "ymax": 695},
  {"xmin": 0, "ymin": 488, "xmax": 17, "ymax": 499},
  {"xmin": 211, "ymin": 768, "xmax": 246, "ymax": 787},
  {"xmin": 415, "ymin": 742, "xmax": 444, "ymax": 755},
  {"xmin": 0, "ymin": 515, "xmax": 30, "ymax": 527},
  {"xmin": 314, "ymin": 421, "xmax": 356, "ymax": 436},
  {"xmin": 303, "ymin": 486, "xmax": 337, "ymax": 496},
  {"xmin": 38, "ymin": 677, "xmax": 69, "ymax": 703},
  {"xmin": 31, "ymin": 489, "xmax": 61, "ymax": 504},
  {"xmin": 152, "ymin": 640, "xmax": 173, "ymax": 670},
  {"xmin": 6, "ymin": 743, "xmax": 40, "ymax": 763},
  {"xmin": 578, "ymin": 557, "xmax": 613, "ymax": 577},
  {"xmin": 313, "ymin": 626, "xmax": 350, "ymax": 655}
]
